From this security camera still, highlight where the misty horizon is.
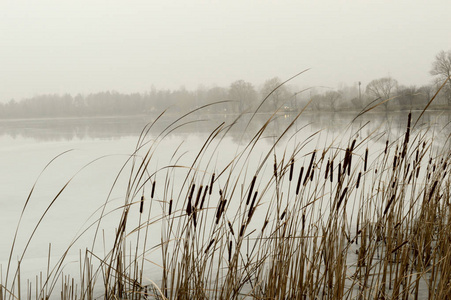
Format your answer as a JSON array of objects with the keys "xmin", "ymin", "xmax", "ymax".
[{"xmin": 2, "ymin": 1, "xmax": 451, "ymax": 103}]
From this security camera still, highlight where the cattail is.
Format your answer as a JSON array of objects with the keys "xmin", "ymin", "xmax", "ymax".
[
  {"xmin": 356, "ymin": 172, "xmax": 361, "ymax": 189},
  {"xmin": 168, "ymin": 199, "xmax": 173, "ymax": 216},
  {"xmin": 393, "ymin": 155, "xmax": 397, "ymax": 170},
  {"xmin": 273, "ymin": 161, "xmax": 278, "ymax": 178},
  {"xmin": 310, "ymin": 167, "xmax": 315, "ymax": 181},
  {"xmin": 428, "ymin": 181, "xmax": 438, "ymax": 201},
  {"xmin": 336, "ymin": 187, "xmax": 348, "ymax": 210},
  {"xmin": 364, "ymin": 148, "xmax": 368, "ymax": 172},
  {"xmin": 199, "ymin": 185, "xmax": 208, "ymax": 210},
  {"xmin": 209, "ymin": 173, "xmax": 215, "ymax": 195},
  {"xmin": 248, "ymin": 191, "xmax": 258, "ymax": 219},
  {"xmin": 239, "ymin": 224, "xmax": 246, "ymax": 237},
  {"xmin": 151, "ymin": 181, "xmax": 156, "ymax": 199},
  {"xmin": 188, "ymin": 184, "xmax": 195, "ymax": 202},
  {"xmin": 262, "ymin": 219, "xmax": 268, "ymax": 232},
  {"xmin": 348, "ymin": 155, "xmax": 352, "ymax": 176},
  {"xmin": 228, "ymin": 221, "xmax": 235, "ymax": 236},
  {"xmin": 247, "ymin": 176, "xmax": 257, "ymax": 205},
  {"xmin": 343, "ymin": 148, "xmax": 350, "ymax": 174},
  {"xmin": 194, "ymin": 185, "xmax": 203, "ymax": 208},
  {"xmin": 296, "ymin": 167, "xmax": 304, "ymax": 195},
  {"xmin": 193, "ymin": 211, "xmax": 197, "ymax": 228},
  {"xmin": 338, "ymin": 163, "xmax": 342, "ymax": 181},
  {"xmin": 325, "ymin": 159, "xmax": 330, "ymax": 180},
  {"xmin": 350, "ymin": 139, "xmax": 356, "ymax": 152},
  {"xmin": 289, "ymin": 158, "xmax": 294, "ymax": 181},
  {"xmin": 205, "ymin": 239, "xmax": 215, "ymax": 253},
  {"xmin": 303, "ymin": 151, "xmax": 316, "ymax": 186},
  {"xmin": 383, "ymin": 195, "xmax": 396, "ymax": 216},
  {"xmin": 186, "ymin": 199, "xmax": 192, "ymax": 216},
  {"xmin": 385, "ymin": 140, "xmax": 389, "ymax": 154},
  {"xmin": 228, "ymin": 240, "xmax": 233, "ymax": 262},
  {"xmin": 402, "ymin": 113, "xmax": 411, "ymax": 158},
  {"xmin": 330, "ymin": 160, "xmax": 334, "ymax": 182},
  {"xmin": 139, "ymin": 195, "xmax": 144, "ymax": 214},
  {"xmin": 215, "ymin": 199, "xmax": 227, "ymax": 224},
  {"xmin": 280, "ymin": 209, "xmax": 286, "ymax": 220},
  {"xmin": 416, "ymin": 166, "xmax": 420, "ymax": 178},
  {"xmin": 443, "ymin": 161, "xmax": 447, "ymax": 170}
]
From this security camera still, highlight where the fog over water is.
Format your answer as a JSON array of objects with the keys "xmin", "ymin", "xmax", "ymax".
[
  {"xmin": 1, "ymin": 2, "xmax": 451, "ymax": 297},
  {"xmin": 1, "ymin": 1, "xmax": 451, "ymax": 101}
]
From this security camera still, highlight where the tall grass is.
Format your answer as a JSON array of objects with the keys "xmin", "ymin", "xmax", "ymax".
[{"xmin": 2, "ymin": 86, "xmax": 451, "ymax": 299}]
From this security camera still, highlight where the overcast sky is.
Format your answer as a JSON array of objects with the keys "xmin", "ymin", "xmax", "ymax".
[{"xmin": 1, "ymin": 0, "xmax": 450, "ymax": 101}]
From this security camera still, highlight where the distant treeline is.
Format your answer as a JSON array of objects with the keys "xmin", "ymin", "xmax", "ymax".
[{"xmin": 1, "ymin": 76, "xmax": 450, "ymax": 119}]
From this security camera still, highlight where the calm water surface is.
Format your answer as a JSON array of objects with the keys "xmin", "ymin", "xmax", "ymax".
[{"xmin": 1, "ymin": 111, "xmax": 450, "ymax": 285}]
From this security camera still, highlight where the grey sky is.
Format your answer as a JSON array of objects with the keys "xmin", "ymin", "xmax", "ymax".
[{"xmin": 1, "ymin": 0, "xmax": 450, "ymax": 101}]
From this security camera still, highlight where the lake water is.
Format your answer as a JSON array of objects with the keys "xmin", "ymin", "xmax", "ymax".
[{"xmin": 1, "ymin": 110, "xmax": 450, "ymax": 296}]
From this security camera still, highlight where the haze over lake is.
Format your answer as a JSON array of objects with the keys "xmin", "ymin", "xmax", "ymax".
[{"xmin": 1, "ymin": 110, "xmax": 450, "ymax": 282}]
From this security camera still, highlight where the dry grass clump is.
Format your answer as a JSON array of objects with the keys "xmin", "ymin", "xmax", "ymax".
[{"xmin": 2, "ymin": 93, "xmax": 451, "ymax": 299}]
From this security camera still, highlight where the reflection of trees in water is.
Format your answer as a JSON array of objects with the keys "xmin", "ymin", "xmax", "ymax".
[{"xmin": 1, "ymin": 112, "xmax": 450, "ymax": 146}]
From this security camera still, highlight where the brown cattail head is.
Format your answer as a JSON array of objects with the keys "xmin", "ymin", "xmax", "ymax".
[
  {"xmin": 356, "ymin": 172, "xmax": 361, "ymax": 189},
  {"xmin": 383, "ymin": 194, "xmax": 396, "ymax": 216},
  {"xmin": 330, "ymin": 160, "xmax": 334, "ymax": 182},
  {"xmin": 151, "ymin": 181, "xmax": 156, "ymax": 199},
  {"xmin": 364, "ymin": 148, "xmax": 368, "ymax": 172},
  {"xmin": 209, "ymin": 173, "xmax": 215, "ymax": 195},
  {"xmin": 199, "ymin": 185, "xmax": 208, "ymax": 210},
  {"xmin": 325, "ymin": 159, "xmax": 330, "ymax": 180},
  {"xmin": 188, "ymin": 184, "xmax": 196, "ymax": 201},
  {"xmin": 247, "ymin": 176, "xmax": 257, "ymax": 205},
  {"xmin": 140, "ymin": 195, "xmax": 144, "ymax": 214},
  {"xmin": 215, "ymin": 199, "xmax": 227, "ymax": 224},
  {"xmin": 205, "ymin": 239, "xmax": 215, "ymax": 253},
  {"xmin": 303, "ymin": 151, "xmax": 316, "ymax": 186},
  {"xmin": 168, "ymin": 199, "xmax": 173, "ymax": 216},
  {"xmin": 194, "ymin": 185, "xmax": 203, "ymax": 208},
  {"xmin": 186, "ymin": 199, "xmax": 192, "ymax": 216},
  {"xmin": 280, "ymin": 209, "xmax": 286, "ymax": 220},
  {"xmin": 239, "ymin": 224, "xmax": 246, "ymax": 237},
  {"xmin": 228, "ymin": 240, "xmax": 233, "ymax": 262},
  {"xmin": 296, "ymin": 167, "xmax": 304, "ymax": 195},
  {"xmin": 336, "ymin": 187, "xmax": 348, "ymax": 210},
  {"xmin": 289, "ymin": 158, "xmax": 294, "ymax": 181},
  {"xmin": 228, "ymin": 221, "xmax": 235, "ymax": 236},
  {"xmin": 248, "ymin": 191, "xmax": 258, "ymax": 219},
  {"xmin": 262, "ymin": 219, "xmax": 269, "ymax": 232}
]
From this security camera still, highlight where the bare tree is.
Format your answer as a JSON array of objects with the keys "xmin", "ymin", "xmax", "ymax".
[
  {"xmin": 260, "ymin": 77, "xmax": 291, "ymax": 112},
  {"xmin": 324, "ymin": 91, "xmax": 341, "ymax": 111},
  {"xmin": 366, "ymin": 77, "xmax": 398, "ymax": 110},
  {"xmin": 430, "ymin": 49, "xmax": 451, "ymax": 105},
  {"xmin": 228, "ymin": 80, "xmax": 258, "ymax": 113}
]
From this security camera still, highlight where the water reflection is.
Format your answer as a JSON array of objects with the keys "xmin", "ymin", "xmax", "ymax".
[{"xmin": 1, "ymin": 111, "xmax": 450, "ymax": 144}]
